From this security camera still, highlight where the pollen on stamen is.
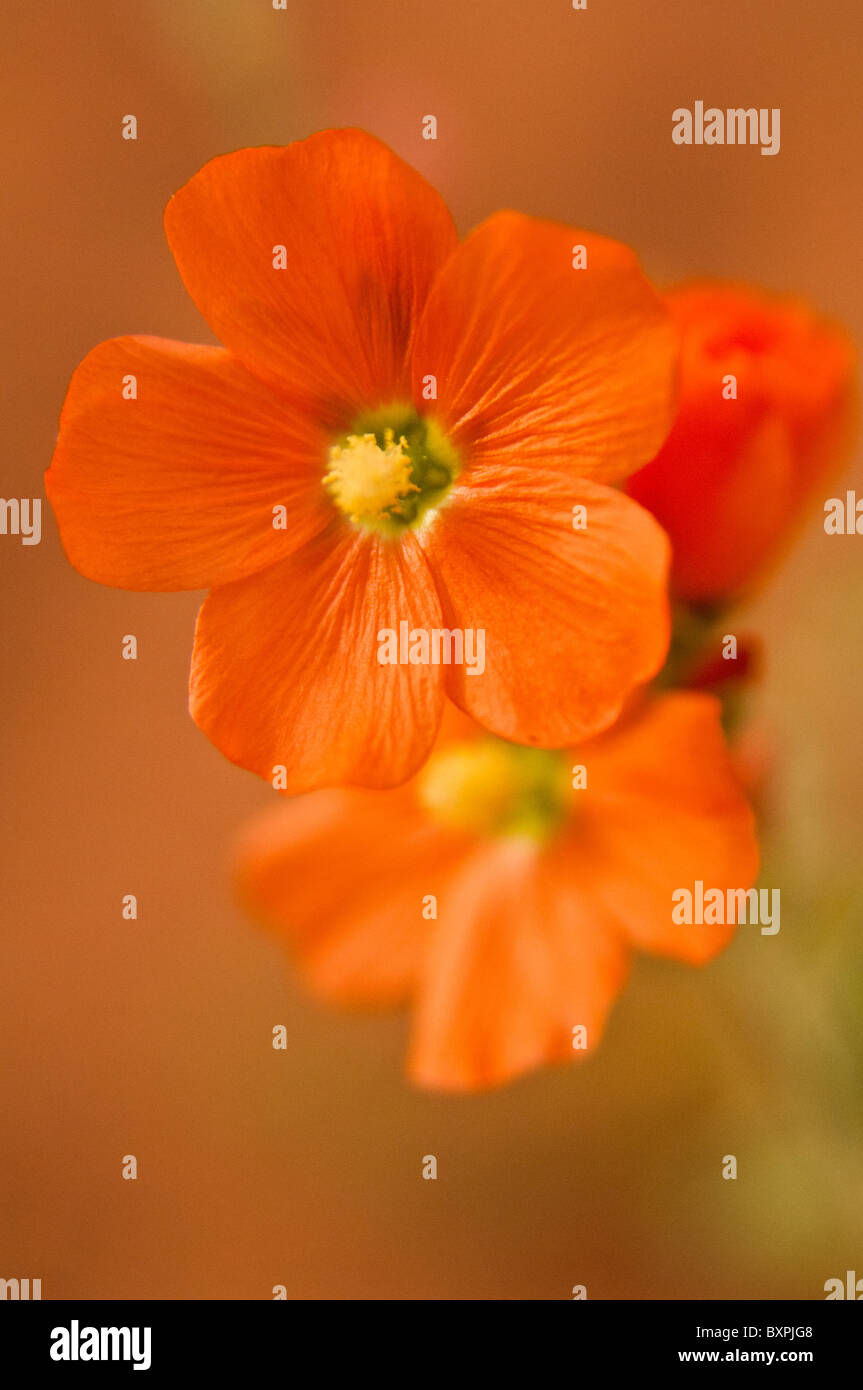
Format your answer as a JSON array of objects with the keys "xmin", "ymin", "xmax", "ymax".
[{"xmin": 324, "ymin": 429, "xmax": 418, "ymax": 526}]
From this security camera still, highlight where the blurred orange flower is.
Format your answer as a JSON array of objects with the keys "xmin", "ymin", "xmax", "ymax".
[
  {"xmin": 235, "ymin": 692, "xmax": 758, "ymax": 1091},
  {"xmin": 46, "ymin": 129, "xmax": 676, "ymax": 793},
  {"xmin": 628, "ymin": 281, "xmax": 856, "ymax": 603}
]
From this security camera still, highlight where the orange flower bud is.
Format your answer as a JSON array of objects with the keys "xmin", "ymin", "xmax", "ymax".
[{"xmin": 629, "ymin": 282, "xmax": 856, "ymax": 602}]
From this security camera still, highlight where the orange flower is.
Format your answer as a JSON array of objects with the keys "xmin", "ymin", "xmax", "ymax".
[
  {"xmin": 628, "ymin": 281, "xmax": 856, "ymax": 603},
  {"xmin": 47, "ymin": 129, "xmax": 676, "ymax": 792},
  {"xmin": 235, "ymin": 692, "xmax": 758, "ymax": 1091}
]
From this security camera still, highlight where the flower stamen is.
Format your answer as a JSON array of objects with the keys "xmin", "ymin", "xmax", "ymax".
[
  {"xmin": 324, "ymin": 429, "xmax": 418, "ymax": 526},
  {"xmin": 417, "ymin": 739, "xmax": 571, "ymax": 842},
  {"xmin": 323, "ymin": 405, "xmax": 460, "ymax": 535}
]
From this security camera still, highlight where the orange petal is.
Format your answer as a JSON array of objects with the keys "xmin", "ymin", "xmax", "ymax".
[
  {"xmin": 407, "ymin": 839, "xmax": 629, "ymax": 1092},
  {"xmin": 235, "ymin": 790, "xmax": 472, "ymax": 1006},
  {"xmin": 575, "ymin": 691, "xmax": 759, "ymax": 963},
  {"xmin": 191, "ymin": 526, "xmax": 445, "ymax": 792},
  {"xmin": 411, "ymin": 211, "xmax": 677, "ymax": 481},
  {"xmin": 419, "ymin": 469, "xmax": 670, "ymax": 746},
  {"xmin": 165, "ymin": 131, "xmax": 459, "ymax": 425},
  {"xmin": 46, "ymin": 336, "xmax": 330, "ymax": 591}
]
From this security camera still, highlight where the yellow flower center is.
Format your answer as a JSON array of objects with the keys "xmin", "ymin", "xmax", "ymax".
[
  {"xmin": 417, "ymin": 738, "xmax": 571, "ymax": 842},
  {"xmin": 324, "ymin": 429, "xmax": 418, "ymax": 526},
  {"xmin": 323, "ymin": 405, "xmax": 460, "ymax": 536}
]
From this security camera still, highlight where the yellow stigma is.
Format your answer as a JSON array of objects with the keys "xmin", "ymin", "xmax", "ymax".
[
  {"xmin": 417, "ymin": 740, "xmax": 571, "ymax": 842},
  {"xmin": 324, "ymin": 429, "xmax": 418, "ymax": 526}
]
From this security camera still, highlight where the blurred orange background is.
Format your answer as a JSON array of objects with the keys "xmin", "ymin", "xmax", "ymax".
[{"xmin": 1, "ymin": 0, "xmax": 861, "ymax": 1299}]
